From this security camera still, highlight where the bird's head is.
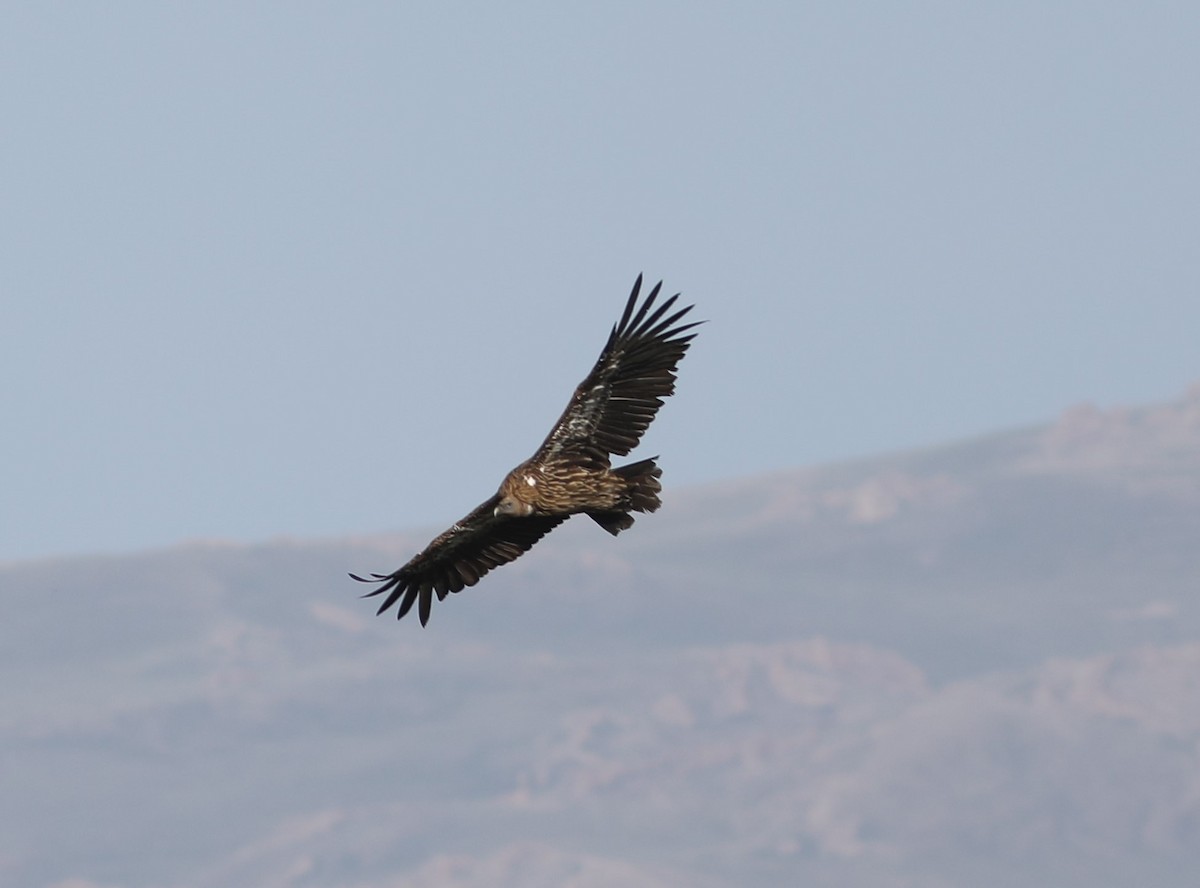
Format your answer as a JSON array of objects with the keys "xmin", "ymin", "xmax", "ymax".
[{"xmin": 494, "ymin": 494, "xmax": 534, "ymax": 518}]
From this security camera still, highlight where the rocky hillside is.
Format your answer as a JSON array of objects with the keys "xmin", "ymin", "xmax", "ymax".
[{"xmin": 4, "ymin": 387, "xmax": 1200, "ymax": 887}]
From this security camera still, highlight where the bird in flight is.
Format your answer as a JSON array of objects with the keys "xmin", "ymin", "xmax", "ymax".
[{"xmin": 351, "ymin": 275, "xmax": 701, "ymax": 626}]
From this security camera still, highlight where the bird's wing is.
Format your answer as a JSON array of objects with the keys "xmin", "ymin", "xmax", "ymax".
[
  {"xmin": 350, "ymin": 495, "xmax": 566, "ymax": 626},
  {"xmin": 536, "ymin": 274, "xmax": 701, "ymax": 467}
]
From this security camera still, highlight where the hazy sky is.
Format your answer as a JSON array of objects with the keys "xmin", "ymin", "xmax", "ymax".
[{"xmin": 4, "ymin": 3, "xmax": 1198, "ymax": 561}]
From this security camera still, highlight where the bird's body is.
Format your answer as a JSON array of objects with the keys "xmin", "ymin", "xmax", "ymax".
[
  {"xmin": 495, "ymin": 455, "xmax": 661, "ymax": 524},
  {"xmin": 351, "ymin": 275, "xmax": 700, "ymax": 625}
]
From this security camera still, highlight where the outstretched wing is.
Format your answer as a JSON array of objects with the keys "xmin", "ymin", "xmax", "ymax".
[
  {"xmin": 350, "ymin": 497, "xmax": 566, "ymax": 626},
  {"xmin": 537, "ymin": 274, "xmax": 701, "ymax": 467}
]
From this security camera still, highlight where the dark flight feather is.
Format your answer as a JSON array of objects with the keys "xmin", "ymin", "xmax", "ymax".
[
  {"xmin": 537, "ymin": 274, "xmax": 701, "ymax": 466},
  {"xmin": 352, "ymin": 496, "xmax": 565, "ymax": 626}
]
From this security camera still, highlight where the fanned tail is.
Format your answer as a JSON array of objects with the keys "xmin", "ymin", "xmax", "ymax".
[{"xmin": 587, "ymin": 457, "xmax": 662, "ymax": 536}]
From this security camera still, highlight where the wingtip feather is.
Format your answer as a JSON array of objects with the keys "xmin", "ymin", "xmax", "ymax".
[{"xmin": 616, "ymin": 274, "xmax": 643, "ymax": 333}]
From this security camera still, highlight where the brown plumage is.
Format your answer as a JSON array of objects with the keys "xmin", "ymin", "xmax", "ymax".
[{"xmin": 350, "ymin": 274, "xmax": 701, "ymax": 626}]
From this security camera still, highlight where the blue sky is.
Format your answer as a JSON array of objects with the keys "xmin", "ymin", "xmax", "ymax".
[{"xmin": 3, "ymin": 3, "xmax": 1198, "ymax": 561}]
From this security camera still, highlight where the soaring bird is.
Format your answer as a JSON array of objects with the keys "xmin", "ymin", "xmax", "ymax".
[{"xmin": 351, "ymin": 275, "xmax": 701, "ymax": 626}]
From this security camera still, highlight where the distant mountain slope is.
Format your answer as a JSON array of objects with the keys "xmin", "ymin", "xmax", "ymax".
[{"xmin": 3, "ymin": 386, "xmax": 1199, "ymax": 888}]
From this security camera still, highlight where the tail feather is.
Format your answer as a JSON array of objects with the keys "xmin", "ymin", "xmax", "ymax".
[
  {"xmin": 587, "ymin": 458, "xmax": 663, "ymax": 536},
  {"xmin": 617, "ymin": 457, "xmax": 662, "ymax": 513}
]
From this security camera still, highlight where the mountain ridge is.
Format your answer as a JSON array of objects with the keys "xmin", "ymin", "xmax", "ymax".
[{"xmin": 4, "ymin": 384, "xmax": 1200, "ymax": 887}]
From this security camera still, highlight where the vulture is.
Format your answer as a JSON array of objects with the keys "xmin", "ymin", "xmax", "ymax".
[{"xmin": 351, "ymin": 274, "xmax": 701, "ymax": 625}]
